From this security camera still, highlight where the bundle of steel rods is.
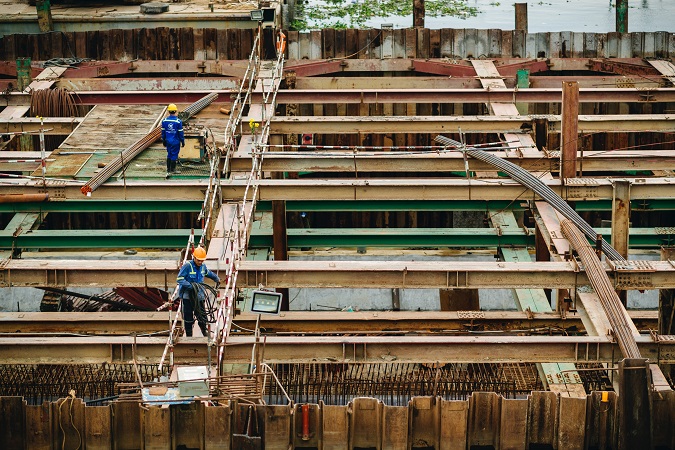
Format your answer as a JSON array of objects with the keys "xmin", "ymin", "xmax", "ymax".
[
  {"xmin": 178, "ymin": 92, "xmax": 218, "ymax": 121},
  {"xmin": 81, "ymin": 93, "xmax": 219, "ymax": 195},
  {"xmin": 560, "ymin": 219, "xmax": 641, "ymax": 359},
  {"xmin": 434, "ymin": 135, "xmax": 626, "ymax": 262}
]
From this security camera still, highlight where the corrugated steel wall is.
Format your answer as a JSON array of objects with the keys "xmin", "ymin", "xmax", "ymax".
[
  {"xmin": 1, "ymin": 392, "xmax": 674, "ymax": 449},
  {"xmin": 1, "ymin": 28, "xmax": 673, "ymax": 61}
]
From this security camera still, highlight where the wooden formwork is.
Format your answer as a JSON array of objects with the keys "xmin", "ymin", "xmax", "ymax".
[{"xmin": 0, "ymin": 391, "xmax": 673, "ymax": 449}]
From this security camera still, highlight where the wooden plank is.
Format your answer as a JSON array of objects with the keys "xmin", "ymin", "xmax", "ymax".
[
  {"xmin": 85, "ymin": 405, "xmax": 112, "ymax": 449},
  {"xmin": 0, "ymin": 105, "xmax": 30, "ymax": 119},
  {"xmin": 440, "ymin": 400, "xmax": 468, "ymax": 450}
]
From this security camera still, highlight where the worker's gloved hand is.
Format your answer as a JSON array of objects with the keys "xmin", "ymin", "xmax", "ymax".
[
  {"xmin": 215, "ymin": 281, "xmax": 221, "ymax": 290},
  {"xmin": 181, "ymin": 142, "xmax": 185, "ymax": 148}
]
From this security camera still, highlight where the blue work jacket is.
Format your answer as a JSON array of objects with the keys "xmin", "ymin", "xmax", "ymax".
[
  {"xmin": 176, "ymin": 260, "xmax": 219, "ymax": 299},
  {"xmin": 161, "ymin": 115, "xmax": 185, "ymax": 159}
]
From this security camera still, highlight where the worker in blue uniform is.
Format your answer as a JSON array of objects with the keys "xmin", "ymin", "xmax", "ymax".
[
  {"xmin": 161, "ymin": 103, "xmax": 185, "ymax": 178},
  {"xmin": 176, "ymin": 246, "xmax": 220, "ymax": 337}
]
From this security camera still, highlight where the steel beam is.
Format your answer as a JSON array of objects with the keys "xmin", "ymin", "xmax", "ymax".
[
  {"xmin": 254, "ymin": 199, "xmax": 675, "ymax": 213},
  {"xmin": 0, "ymin": 312, "xmax": 173, "ymax": 334},
  {"xmin": 293, "ymin": 75, "xmax": 666, "ymax": 90},
  {"xmin": 234, "ymin": 310, "xmax": 657, "ymax": 333},
  {"xmin": 252, "ymin": 88, "xmax": 675, "ymax": 105},
  {"xmin": 249, "ymin": 227, "xmax": 535, "ymax": 248},
  {"xmin": 0, "ymin": 334, "xmax": 670, "ymax": 364},
  {"xmin": 0, "ymin": 117, "xmax": 83, "ymax": 135},
  {"xmin": 0, "ymin": 259, "xmax": 180, "ymax": 288},
  {"xmin": 0, "ymin": 310, "xmax": 656, "ymax": 334},
  {"xmin": 269, "ymin": 115, "xmax": 675, "ymax": 134},
  {"xmin": 0, "ymin": 229, "xmax": 202, "ymax": 249},
  {"xmin": 231, "ymin": 150, "xmax": 675, "ymax": 173},
  {"xmin": 0, "ymin": 200, "xmax": 202, "ymax": 213},
  {"xmin": 221, "ymin": 178, "xmax": 675, "ymax": 202},
  {"xmin": 0, "ymin": 179, "xmax": 209, "ymax": 200},
  {"xmin": 236, "ymin": 260, "xmax": 675, "ymax": 289}
]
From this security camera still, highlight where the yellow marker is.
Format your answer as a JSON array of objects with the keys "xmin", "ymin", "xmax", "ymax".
[{"xmin": 601, "ymin": 391, "xmax": 609, "ymax": 403}]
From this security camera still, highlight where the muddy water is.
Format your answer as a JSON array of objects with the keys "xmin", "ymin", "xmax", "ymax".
[{"xmin": 312, "ymin": 0, "xmax": 675, "ymax": 32}]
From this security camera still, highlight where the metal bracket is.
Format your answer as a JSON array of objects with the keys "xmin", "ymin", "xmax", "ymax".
[
  {"xmin": 565, "ymin": 178, "xmax": 599, "ymax": 200},
  {"xmin": 608, "ymin": 260, "xmax": 655, "ymax": 289}
]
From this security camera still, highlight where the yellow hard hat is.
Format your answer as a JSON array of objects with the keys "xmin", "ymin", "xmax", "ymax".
[
  {"xmin": 167, "ymin": 104, "xmax": 178, "ymax": 112},
  {"xmin": 192, "ymin": 247, "xmax": 207, "ymax": 261}
]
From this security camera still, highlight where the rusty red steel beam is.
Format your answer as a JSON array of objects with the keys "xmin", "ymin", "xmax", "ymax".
[
  {"xmin": 253, "ymin": 88, "xmax": 675, "ymax": 104},
  {"xmin": 586, "ymin": 58, "xmax": 665, "ymax": 77},
  {"xmin": 0, "ymin": 334, "xmax": 671, "ymax": 364}
]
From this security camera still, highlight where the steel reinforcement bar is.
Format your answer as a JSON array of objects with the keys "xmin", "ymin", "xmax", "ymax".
[{"xmin": 560, "ymin": 219, "xmax": 641, "ymax": 359}]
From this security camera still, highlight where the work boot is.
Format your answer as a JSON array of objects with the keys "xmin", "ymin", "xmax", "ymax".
[{"xmin": 199, "ymin": 323, "xmax": 209, "ymax": 338}]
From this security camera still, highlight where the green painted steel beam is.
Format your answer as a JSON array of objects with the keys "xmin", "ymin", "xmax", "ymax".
[
  {"xmin": 249, "ymin": 228, "xmax": 535, "ymax": 248},
  {"xmin": 256, "ymin": 200, "xmax": 675, "ymax": 213},
  {"xmin": 248, "ymin": 227, "xmax": 675, "ymax": 249},
  {"xmin": 257, "ymin": 200, "xmax": 526, "ymax": 212},
  {"xmin": 0, "ymin": 229, "xmax": 202, "ymax": 249},
  {"xmin": 0, "ymin": 200, "xmax": 202, "ymax": 213}
]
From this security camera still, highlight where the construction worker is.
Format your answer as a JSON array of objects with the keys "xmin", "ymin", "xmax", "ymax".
[
  {"xmin": 161, "ymin": 104, "xmax": 185, "ymax": 178},
  {"xmin": 176, "ymin": 246, "xmax": 220, "ymax": 337}
]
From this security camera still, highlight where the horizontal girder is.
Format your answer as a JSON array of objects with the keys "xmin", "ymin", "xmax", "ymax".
[
  {"xmin": 254, "ymin": 88, "xmax": 675, "ymax": 104},
  {"xmin": 0, "ymin": 200, "xmax": 202, "ymax": 213},
  {"xmin": 0, "ymin": 117, "xmax": 83, "ymax": 135},
  {"xmin": 269, "ymin": 115, "xmax": 675, "ymax": 134},
  {"xmin": 0, "ymin": 179, "xmax": 208, "ymax": 200},
  {"xmin": 0, "ymin": 229, "xmax": 202, "ymax": 249},
  {"xmin": 0, "ymin": 312, "xmax": 173, "ymax": 334},
  {"xmin": 236, "ymin": 260, "xmax": 675, "ymax": 289},
  {"xmin": 0, "ymin": 310, "xmax": 657, "ymax": 334},
  {"xmin": 247, "ymin": 227, "xmax": 675, "ymax": 249},
  {"xmin": 0, "ymin": 334, "xmax": 670, "ymax": 364},
  {"xmin": 232, "ymin": 150, "xmax": 675, "ymax": 173},
  {"xmin": 221, "ymin": 177, "xmax": 675, "ymax": 202},
  {"xmin": 255, "ymin": 199, "xmax": 675, "ymax": 212}
]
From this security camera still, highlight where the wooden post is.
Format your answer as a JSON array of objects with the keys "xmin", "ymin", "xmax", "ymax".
[
  {"xmin": 413, "ymin": 0, "xmax": 425, "ymax": 28},
  {"xmin": 560, "ymin": 81, "xmax": 579, "ymax": 183},
  {"xmin": 515, "ymin": 3, "xmax": 528, "ymax": 32},
  {"xmin": 616, "ymin": 0, "xmax": 628, "ymax": 33}
]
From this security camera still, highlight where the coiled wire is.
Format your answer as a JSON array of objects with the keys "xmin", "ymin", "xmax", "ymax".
[{"xmin": 187, "ymin": 282, "xmax": 219, "ymax": 324}]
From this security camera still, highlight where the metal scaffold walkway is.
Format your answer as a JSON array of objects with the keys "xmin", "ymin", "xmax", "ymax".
[{"xmin": 158, "ymin": 30, "xmax": 287, "ymax": 389}]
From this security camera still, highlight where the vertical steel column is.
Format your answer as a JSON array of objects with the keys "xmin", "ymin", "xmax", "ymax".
[
  {"xmin": 35, "ymin": 0, "xmax": 53, "ymax": 32},
  {"xmin": 659, "ymin": 247, "xmax": 675, "ymax": 383},
  {"xmin": 413, "ymin": 0, "xmax": 425, "ymax": 28},
  {"xmin": 515, "ymin": 3, "xmax": 528, "ymax": 32},
  {"xmin": 618, "ymin": 358, "xmax": 651, "ymax": 450},
  {"xmin": 534, "ymin": 118, "xmax": 548, "ymax": 151},
  {"xmin": 271, "ymin": 134, "xmax": 289, "ymax": 310},
  {"xmin": 15, "ymin": 58, "xmax": 31, "ymax": 91},
  {"xmin": 616, "ymin": 0, "xmax": 628, "ymax": 33},
  {"xmin": 612, "ymin": 180, "xmax": 631, "ymax": 305},
  {"xmin": 560, "ymin": 81, "xmax": 579, "ymax": 183}
]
